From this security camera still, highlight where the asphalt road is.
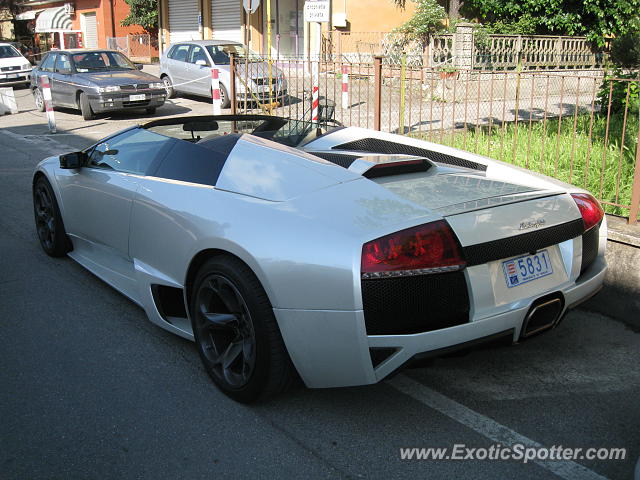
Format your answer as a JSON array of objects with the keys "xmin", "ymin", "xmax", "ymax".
[{"xmin": 1, "ymin": 85, "xmax": 639, "ymax": 480}]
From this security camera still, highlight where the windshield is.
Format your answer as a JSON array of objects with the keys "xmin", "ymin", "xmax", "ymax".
[
  {"xmin": 72, "ymin": 51, "xmax": 136, "ymax": 72},
  {"xmin": 205, "ymin": 44, "xmax": 259, "ymax": 64},
  {"xmin": 144, "ymin": 116, "xmax": 341, "ymax": 148},
  {"xmin": 0, "ymin": 45, "xmax": 22, "ymax": 59}
]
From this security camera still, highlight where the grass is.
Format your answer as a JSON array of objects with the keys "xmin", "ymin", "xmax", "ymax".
[{"xmin": 414, "ymin": 113, "xmax": 639, "ymax": 218}]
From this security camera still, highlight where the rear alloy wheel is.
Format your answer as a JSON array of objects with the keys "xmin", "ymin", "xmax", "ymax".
[
  {"xmin": 33, "ymin": 177, "xmax": 70, "ymax": 257},
  {"xmin": 162, "ymin": 75, "xmax": 175, "ymax": 98},
  {"xmin": 79, "ymin": 92, "xmax": 95, "ymax": 121},
  {"xmin": 190, "ymin": 257, "xmax": 294, "ymax": 403},
  {"xmin": 33, "ymin": 88, "xmax": 45, "ymax": 112}
]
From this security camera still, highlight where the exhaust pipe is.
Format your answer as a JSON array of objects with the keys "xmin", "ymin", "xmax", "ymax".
[{"xmin": 520, "ymin": 294, "xmax": 564, "ymax": 339}]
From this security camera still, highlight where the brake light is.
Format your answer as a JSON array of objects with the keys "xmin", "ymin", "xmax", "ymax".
[
  {"xmin": 571, "ymin": 193, "xmax": 604, "ymax": 232},
  {"xmin": 361, "ymin": 220, "xmax": 466, "ymax": 279}
]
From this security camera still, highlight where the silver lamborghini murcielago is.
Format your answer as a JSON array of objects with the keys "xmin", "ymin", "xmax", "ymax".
[{"xmin": 33, "ymin": 115, "xmax": 607, "ymax": 402}]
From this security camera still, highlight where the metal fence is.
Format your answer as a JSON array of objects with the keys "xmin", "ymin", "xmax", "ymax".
[
  {"xmin": 106, "ymin": 34, "xmax": 152, "ymax": 63},
  {"xmin": 225, "ymin": 54, "xmax": 640, "ymax": 223}
]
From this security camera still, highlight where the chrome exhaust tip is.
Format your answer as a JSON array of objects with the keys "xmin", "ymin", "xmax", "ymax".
[{"xmin": 520, "ymin": 294, "xmax": 564, "ymax": 339}]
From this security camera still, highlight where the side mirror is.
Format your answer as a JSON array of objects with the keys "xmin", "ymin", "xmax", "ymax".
[
  {"xmin": 135, "ymin": 63, "xmax": 143, "ymax": 70},
  {"xmin": 59, "ymin": 151, "xmax": 86, "ymax": 169},
  {"xmin": 195, "ymin": 59, "xmax": 208, "ymax": 66}
]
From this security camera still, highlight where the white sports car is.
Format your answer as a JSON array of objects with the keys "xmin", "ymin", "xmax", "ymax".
[{"xmin": 33, "ymin": 115, "xmax": 607, "ymax": 402}]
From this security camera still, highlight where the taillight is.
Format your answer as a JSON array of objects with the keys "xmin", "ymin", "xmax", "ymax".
[
  {"xmin": 361, "ymin": 220, "xmax": 466, "ymax": 279},
  {"xmin": 571, "ymin": 193, "xmax": 604, "ymax": 232}
]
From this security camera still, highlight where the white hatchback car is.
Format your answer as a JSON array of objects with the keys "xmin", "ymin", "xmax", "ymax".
[{"xmin": 0, "ymin": 43, "xmax": 32, "ymax": 88}]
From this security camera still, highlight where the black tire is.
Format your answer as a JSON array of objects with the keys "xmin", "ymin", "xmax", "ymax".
[
  {"xmin": 161, "ymin": 75, "xmax": 175, "ymax": 99},
  {"xmin": 145, "ymin": 107, "xmax": 156, "ymax": 115},
  {"xmin": 33, "ymin": 177, "xmax": 71, "ymax": 257},
  {"xmin": 219, "ymin": 83, "xmax": 230, "ymax": 109},
  {"xmin": 79, "ymin": 91, "xmax": 95, "ymax": 120},
  {"xmin": 190, "ymin": 256, "xmax": 294, "ymax": 403},
  {"xmin": 33, "ymin": 88, "xmax": 45, "ymax": 112}
]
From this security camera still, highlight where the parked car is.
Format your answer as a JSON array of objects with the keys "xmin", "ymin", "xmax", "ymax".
[
  {"xmin": 32, "ymin": 114, "xmax": 607, "ymax": 403},
  {"xmin": 159, "ymin": 40, "xmax": 287, "ymax": 106},
  {"xmin": 0, "ymin": 42, "xmax": 32, "ymax": 88},
  {"xmin": 30, "ymin": 49, "xmax": 167, "ymax": 120}
]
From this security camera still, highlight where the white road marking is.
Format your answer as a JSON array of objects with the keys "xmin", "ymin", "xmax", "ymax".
[
  {"xmin": 0, "ymin": 128, "xmax": 76, "ymax": 153},
  {"xmin": 390, "ymin": 375, "xmax": 608, "ymax": 480}
]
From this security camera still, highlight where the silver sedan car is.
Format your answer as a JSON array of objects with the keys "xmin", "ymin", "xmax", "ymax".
[{"xmin": 159, "ymin": 40, "xmax": 287, "ymax": 107}]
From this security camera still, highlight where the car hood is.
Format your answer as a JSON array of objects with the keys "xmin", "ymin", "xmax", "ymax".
[
  {"xmin": 76, "ymin": 70, "xmax": 161, "ymax": 85},
  {"xmin": 0, "ymin": 56, "xmax": 29, "ymax": 68}
]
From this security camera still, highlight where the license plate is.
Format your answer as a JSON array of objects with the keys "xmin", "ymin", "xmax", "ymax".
[
  {"xmin": 502, "ymin": 250, "xmax": 553, "ymax": 288},
  {"xmin": 2, "ymin": 73, "xmax": 18, "ymax": 79},
  {"xmin": 129, "ymin": 94, "xmax": 145, "ymax": 101}
]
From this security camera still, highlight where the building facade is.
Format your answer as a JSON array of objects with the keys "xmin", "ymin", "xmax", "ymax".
[
  {"xmin": 14, "ymin": 0, "xmax": 158, "ymax": 56},
  {"xmin": 158, "ymin": 0, "xmax": 416, "ymax": 57}
]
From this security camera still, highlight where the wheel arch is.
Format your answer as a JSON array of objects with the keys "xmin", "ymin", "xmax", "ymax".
[
  {"xmin": 75, "ymin": 89, "xmax": 85, "ymax": 108},
  {"xmin": 184, "ymin": 248, "xmax": 273, "ymax": 314}
]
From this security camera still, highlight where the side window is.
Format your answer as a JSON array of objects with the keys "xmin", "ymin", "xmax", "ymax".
[
  {"xmin": 54, "ymin": 53, "xmax": 71, "ymax": 74},
  {"xmin": 188, "ymin": 46, "xmax": 209, "ymax": 65},
  {"xmin": 171, "ymin": 44, "xmax": 191, "ymax": 63},
  {"xmin": 86, "ymin": 129, "xmax": 174, "ymax": 175},
  {"xmin": 207, "ymin": 46, "xmax": 230, "ymax": 65},
  {"xmin": 40, "ymin": 53, "xmax": 56, "ymax": 72}
]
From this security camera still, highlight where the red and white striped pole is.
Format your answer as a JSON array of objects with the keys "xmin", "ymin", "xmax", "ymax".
[
  {"xmin": 341, "ymin": 64, "xmax": 349, "ymax": 109},
  {"xmin": 40, "ymin": 75, "xmax": 56, "ymax": 133},
  {"xmin": 211, "ymin": 68, "xmax": 221, "ymax": 115},
  {"xmin": 311, "ymin": 60, "xmax": 319, "ymax": 122}
]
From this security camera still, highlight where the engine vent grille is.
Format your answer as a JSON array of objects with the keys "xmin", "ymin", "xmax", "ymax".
[
  {"xmin": 463, "ymin": 218, "xmax": 584, "ymax": 267},
  {"xmin": 362, "ymin": 271, "xmax": 470, "ymax": 335},
  {"xmin": 332, "ymin": 138, "xmax": 487, "ymax": 171},
  {"xmin": 309, "ymin": 151, "xmax": 359, "ymax": 168}
]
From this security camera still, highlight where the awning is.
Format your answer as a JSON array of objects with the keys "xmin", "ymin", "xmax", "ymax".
[
  {"xmin": 35, "ymin": 6, "xmax": 72, "ymax": 32},
  {"xmin": 15, "ymin": 9, "xmax": 43, "ymax": 20}
]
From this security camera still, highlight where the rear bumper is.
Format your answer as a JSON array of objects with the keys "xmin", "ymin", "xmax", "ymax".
[
  {"xmin": 274, "ymin": 256, "xmax": 607, "ymax": 389},
  {"xmin": 88, "ymin": 91, "xmax": 166, "ymax": 113}
]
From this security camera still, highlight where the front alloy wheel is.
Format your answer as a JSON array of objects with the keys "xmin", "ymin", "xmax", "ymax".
[
  {"xmin": 33, "ymin": 178, "xmax": 70, "ymax": 257},
  {"xmin": 33, "ymin": 88, "xmax": 45, "ymax": 112}
]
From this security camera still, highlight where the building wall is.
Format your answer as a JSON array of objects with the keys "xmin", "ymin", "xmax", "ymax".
[
  {"xmin": 338, "ymin": 0, "xmax": 416, "ymax": 33},
  {"xmin": 1, "ymin": 8, "xmax": 14, "ymax": 39}
]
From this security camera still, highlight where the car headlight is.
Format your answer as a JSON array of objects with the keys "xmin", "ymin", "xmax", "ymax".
[
  {"xmin": 97, "ymin": 86, "xmax": 121, "ymax": 93},
  {"xmin": 22, "ymin": 64, "xmax": 32, "ymax": 70},
  {"xmin": 149, "ymin": 82, "xmax": 163, "ymax": 89}
]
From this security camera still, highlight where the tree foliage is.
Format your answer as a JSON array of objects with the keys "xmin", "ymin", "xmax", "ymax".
[
  {"xmin": 462, "ymin": 0, "xmax": 640, "ymax": 46},
  {"xmin": 121, "ymin": 0, "xmax": 158, "ymax": 32},
  {"xmin": 395, "ymin": 0, "xmax": 447, "ymax": 40},
  {"xmin": 610, "ymin": 33, "xmax": 640, "ymax": 69}
]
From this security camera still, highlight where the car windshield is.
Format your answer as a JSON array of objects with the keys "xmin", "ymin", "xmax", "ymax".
[
  {"xmin": 205, "ymin": 44, "xmax": 259, "ymax": 64},
  {"xmin": 144, "ymin": 116, "xmax": 341, "ymax": 148},
  {"xmin": 72, "ymin": 51, "xmax": 136, "ymax": 72},
  {"xmin": 0, "ymin": 45, "xmax": 21, "ymax": 59}
]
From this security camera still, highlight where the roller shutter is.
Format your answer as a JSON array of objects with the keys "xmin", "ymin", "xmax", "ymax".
[
  {"xmin": 211, "ymin": 0, "xmax": 242, "ymax": 43},
  {"xmin": 169, "ymin": 0, "xmax": 200, "ymax": 43},
  {"xmin": 81, "ymin": 12, "xmax": 98, "ymax": 49}
]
